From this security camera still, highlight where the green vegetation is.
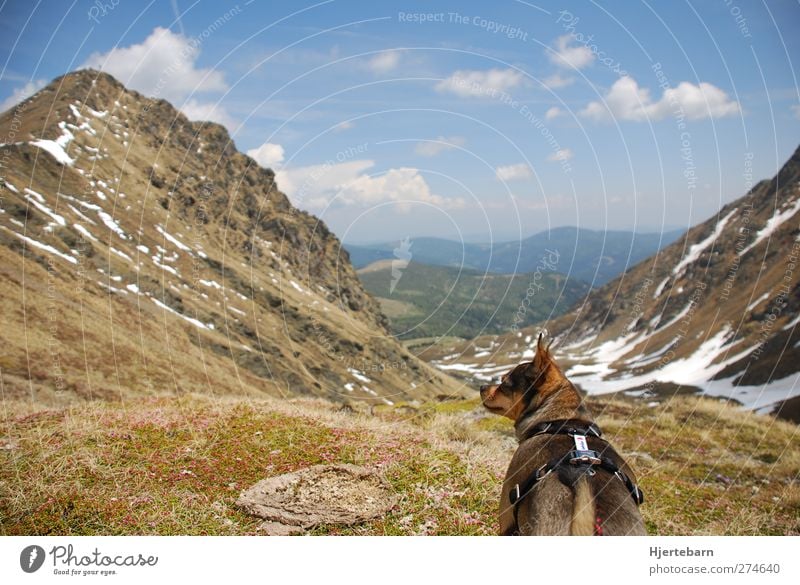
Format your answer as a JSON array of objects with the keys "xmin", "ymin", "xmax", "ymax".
[
  {"xmin": 1, "ymin": 393, "xmax": 797, "ymax": 535},
  {"xmin": 357, "ymin": 261, "xmax": 588, "ymax": 340}
]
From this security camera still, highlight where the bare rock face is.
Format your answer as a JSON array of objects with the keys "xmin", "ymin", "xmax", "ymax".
[{"xmin": 236, "ymin": 464, "xmax": 397, "ymax": 535}]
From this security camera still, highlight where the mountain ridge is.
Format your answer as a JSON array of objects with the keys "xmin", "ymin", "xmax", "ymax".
[
  {"xmin": 422, "ymin": 146, "xmax": 800, "ymax": 417},
  {"xmin": 344, "ymin": 227, "xmax": 684, "ymax": 286},
  {"xmin": 0, "ymin": 69, "xmax": 465, "ymax": 405}
]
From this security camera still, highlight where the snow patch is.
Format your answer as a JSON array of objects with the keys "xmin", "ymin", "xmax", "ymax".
[
  {"xmin": 746, "ymin": 292, "xmax": 770, "ymax": 312},
  {"xmin": 110, "ymin": 247, "xmax": 132, "ymax": 262},
  {"xmin": 1, "ymin": 226, "xmax": 77, "ymax": 264},
  {"xmin": 673, "ymin": 209, "xmax": 737, "ymax": 276},
  {"xmin": 151, "ymin": 298, "xmax": 213, "ymax": 330},
  {"xmin": 23, "ymin": 189, "xmax": 66, "ymax": 226},
  {"xmin": 739, "ymin": 194, "xmax": 800, "ymax": 256},
  {"xmin": 652, "ymin": 276, "xmax": 670, "ymax": 299},
  {"xmin": 73, "ymin": 223, "xmax": 97, "ymax": 241},
  {"xmin": 348, "ymin": 368, "xmax": 371, "ymax": 383},
  {"xmin": 156, "ymin": 225, "xmax": 192, "ymax": 252}
]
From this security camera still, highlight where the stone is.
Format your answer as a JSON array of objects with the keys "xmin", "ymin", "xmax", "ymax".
[{"xmin": 237, "ymin": 464, "xmax": 397, "ymax": 535}]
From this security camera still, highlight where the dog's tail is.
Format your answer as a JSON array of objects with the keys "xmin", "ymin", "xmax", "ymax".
[{"xmin": 570, "ymin": 476, "xmax": 596, "ymax": 536}]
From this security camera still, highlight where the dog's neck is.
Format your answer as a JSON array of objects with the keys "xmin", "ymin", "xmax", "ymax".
[{"xmin": 514, "ymin": 381, "xmax": 590, "ymax": 442}]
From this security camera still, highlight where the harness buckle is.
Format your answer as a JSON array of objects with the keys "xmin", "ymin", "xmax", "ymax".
[
  {"xmin": 510, "ymin": 483, "xmax": 522, "ymax": 505},
  {"xmin": 569, "ymin": 450, "xmax": 602, "ymax": 466},
  {"xmin": 533, "ymin": 462, "xmax": 551, "ymax": 482}
]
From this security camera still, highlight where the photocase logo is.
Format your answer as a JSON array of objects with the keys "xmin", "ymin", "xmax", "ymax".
[
  {"xmin": 20, "ymin": 545, "xmax": 46, "ymax": 573},
  {"xmin": 390, "ymin": 237, "xmax": 413, "ymax": 294}
]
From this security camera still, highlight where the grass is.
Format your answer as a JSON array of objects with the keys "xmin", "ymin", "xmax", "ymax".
[{"xmin": 1, "ymin": 393, "xmax": 798, "ymax": 535}]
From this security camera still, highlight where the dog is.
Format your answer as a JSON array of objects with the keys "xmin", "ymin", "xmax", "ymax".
[{"xmin": 480, "ymin": 334, "xmax": 646, "ymax": 535}]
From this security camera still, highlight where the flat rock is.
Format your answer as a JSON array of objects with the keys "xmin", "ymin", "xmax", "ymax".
[{"xmin": 237, "ymin": 464, "xmax": 397, "ymax": 535}]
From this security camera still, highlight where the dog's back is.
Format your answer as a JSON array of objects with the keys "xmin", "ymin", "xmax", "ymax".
[
  {"xmin": 481, "ymin": 335, "xmax": 646, "ymax": 536},
  {"xmin": 500, "ymin": 433, "xmax": 646, "ymax": 536}
]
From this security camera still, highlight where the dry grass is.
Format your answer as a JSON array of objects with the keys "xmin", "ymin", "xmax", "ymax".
[{"xmin": 0, "ymin": 393, "xmax": 798, "ymax": 535}]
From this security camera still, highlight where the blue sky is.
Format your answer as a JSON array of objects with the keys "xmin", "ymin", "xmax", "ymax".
[{"xmin": 1, "ymin": 0, "xmax": 798, "ymax": 243}]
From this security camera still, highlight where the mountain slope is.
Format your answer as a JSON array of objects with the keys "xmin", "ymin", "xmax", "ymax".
[
  {"xmin": 423, "ymin": 147, "xmax": 800, "ymax": 416},
  {"xmin": 0, "ymin": 69, "xmax": 464, "ymax": 405},
  {"xmin": 345, "ymin": 228, "xmax": 684, "ymax": 286},
  {"xmin": 357, "ymin": 260, "xmax": 588, "ymax": 340}
]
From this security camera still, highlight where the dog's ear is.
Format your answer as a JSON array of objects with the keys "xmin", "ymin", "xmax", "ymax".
[{"xmin": 532, "ymin": 332, "xmax": 555, "ymax": 375}]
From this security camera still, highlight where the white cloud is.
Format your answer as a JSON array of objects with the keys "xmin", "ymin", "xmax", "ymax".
[
  {"xmin": 661, "ymin": 81, "xmax": 741, "ymax": 120},
  {"xmin": 547, "ymin": 148, "xmax": 573, "ymax": 162},
  {"xmin": 545, "ymin": 106, "xmax": 564, "ymax": 120},
  {"xmin": 792, "ymin": 104, "xmax": 800, "ymax": 119},
  {"xmin": 181, "ymin": 99, "xmax": 234, "ymax": 128},
  {"xmin": 542, "ymin": 73, "xmax": 574, "ymax": 89},
  {"xmin": 436, "ymin": 68, "xmax": 524, "ymax": 98},
  {"xmin": 580, "ymin": 76, "xmax": 740, "ymax": 122},
  {"xmin": 414, "ymin": 135, "xmax": 466, "ymax": 157},
  {"xmin": 82, "ymin": 27, "xmax": 227, "ymax": 104},
  {"xmin": 496, "ymin": 163, "xmax": 533, "ymax": 181},
  {"xmin": 247, "ymin": 142, "xmax": 285, "ymax": 168},
  {"xmin": 276, "ymin": 160, "xmax": 464, "ymax": 212},
  {"xmin": 549, "ymin": 35, "xmax": 594, "ymax": 70},
  {"xmin": 0, "ymin": 79, "xmax": 46, "ymax": 112},
  {"xmin": 333, "ymin": 120, "xmax": 354, "ymax": 132},
  {"xmin": 366, "ymin": 50, "xmax": 401, "ymax": 73}
]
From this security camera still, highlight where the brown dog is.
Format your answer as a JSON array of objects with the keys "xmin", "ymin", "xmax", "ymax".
[{"xmin": 480, "ymin": 335, "xmax": 646, "ymax": 535}]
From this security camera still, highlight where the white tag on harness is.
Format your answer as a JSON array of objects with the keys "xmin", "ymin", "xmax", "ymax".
[{"xmin": 574, "ymin": 434, "xmax": 588, "ymax": 451}]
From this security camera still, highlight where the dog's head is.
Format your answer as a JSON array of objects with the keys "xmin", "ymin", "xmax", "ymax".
[{"xmin": 479, "ymin": 333, "xmax": 571, "ymax": 422}]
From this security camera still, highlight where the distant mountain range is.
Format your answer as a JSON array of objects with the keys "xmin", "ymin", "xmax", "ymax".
[
  {"xmin": 424, "ymin": 146, "xmax": 800, "ymax": 419},
  {"xmin": 356, "ymin": 259, "xmax": 589, "ymax": 340},
  {"xmin": 345, "ymin": 227, "xmax": 684, "ymax": 287}
]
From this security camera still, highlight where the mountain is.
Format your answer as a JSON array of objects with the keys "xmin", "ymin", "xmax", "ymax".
[
  {"xmin": 422, "ymin": 147, "xmax": 800, "ymax": 418},
  {"xmin": 356, "ymin": 260, "xmax": 588, "ymax": 340},
  {"xmin": 0, "ymin": 70, "xmax": 464, "ymax": 405},
  {"xmin": 345, "ymin": 228, "xmax": 684, "ymax": 286}
]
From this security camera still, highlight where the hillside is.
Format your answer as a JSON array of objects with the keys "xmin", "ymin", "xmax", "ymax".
[
  {"xmin": 357, "ymin": 260, "xmax": 588, "ymax": 340},
  {"xmin": 421, "ymin": 147, "xmax": 800, "ymax": 418},
  {"xmin": 345, "ymin": 228, "xmax": 683, "ymax": 286},
  {"xmin": 1, "ymin": 393, "xmax": 797, "ymax": 535},
  {"xmin": 0, "ymin": 70, "xmax": 464, "ymax": 406}
]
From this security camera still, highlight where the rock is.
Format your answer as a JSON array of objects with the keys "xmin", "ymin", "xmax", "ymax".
[{"xmin": 237, "ymin": 464, "xmax": 397, "ymax": 535}]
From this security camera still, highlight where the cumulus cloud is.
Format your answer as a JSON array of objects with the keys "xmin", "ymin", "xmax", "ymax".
[
  {"xmin": 545, "ymin": 106, "xmax": 564, "ymax": 120},
  {"xmin": 414, "ymin": 135, "xmax": 466, "ymax": 157},
  {"xmin": 496, "ymin": 163, "xmax": 533, "ymax": 181},
  {"xmin": 547, "ymin": 148, "xmax": 573, "ymax": 162},
  {"xmin": 436, "ymin": 68, "xmax": 524, "ymax": 98},
  {"xmin": 580, "ymin": 76, "xmax": 740, "ymax": 122},
  {"xmin": 82, "ymin": 27, "xmax": 227, "ymax": 104},
  {"xmin": 0, "ymin": 79, "xmax": 46, "ymax": 112},
  {"xmin": 549, "ymin": 35, "xmax": 594, "ymax": 69},
  {"xmin": 276, "ymin": 160, "xmax": 464, "ymax": 212},
  {"xmin": 181, "ymin": 99, "xmax": 234, "ymax": 128},
  {"xmin": 366, "ymin": 50, "xmax": 401, "ymax": 73},
  {"xmin": 542, "ymin": 73, "xmax": 574, "ymax": 90},
  {"xmin": 247, "ymin": 142, "xmax": 285, "ymax": 168}
]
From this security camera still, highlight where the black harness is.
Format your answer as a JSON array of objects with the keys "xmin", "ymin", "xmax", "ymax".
[{"xmin": 509, "ymin": 419, "xmax": 644, "ymax": 532}]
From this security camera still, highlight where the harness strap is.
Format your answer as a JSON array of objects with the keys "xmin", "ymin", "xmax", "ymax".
[
  {"xmin": 527, "ymin": 418, "xmax": 603, "ymax": 439},
  {"xmin": 509, "ymin": 451, "xmax": 644, "ymax": 508},
  {"xmin": 508, "ymin": 423, "xmax": 644, "ymax": 534}
]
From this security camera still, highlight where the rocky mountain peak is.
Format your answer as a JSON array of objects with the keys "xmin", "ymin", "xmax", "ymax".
[{"xmin": 0, "ymin": 69, "xmax": 462, "ymax": 404}]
